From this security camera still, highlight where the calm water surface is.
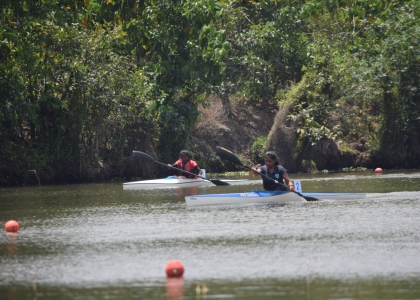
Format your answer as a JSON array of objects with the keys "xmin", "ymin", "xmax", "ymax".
[{"xmin": 1, "ymin": 170, "xmax": 420, "ymax": 299}]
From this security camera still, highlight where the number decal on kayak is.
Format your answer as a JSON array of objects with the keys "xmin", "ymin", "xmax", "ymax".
[{"xmin": 239, "ymin": 193, "xmax": 257, "ymax": 197}]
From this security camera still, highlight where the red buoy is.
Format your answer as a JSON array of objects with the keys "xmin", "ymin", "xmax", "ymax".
[
  {"xmin": 375, "ymin": 168, "xmax": 383, "ymax": 174},
  {"xmin": 5, "ymin": 220, "xmax": 19, "ymax": 233},
  {"xmin": 165, "ymin": 260, "xmax": 184, "ymax": 277}
]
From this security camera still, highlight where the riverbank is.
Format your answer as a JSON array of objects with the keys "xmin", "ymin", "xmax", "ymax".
[{"xmin": 189, "ymin": 96, "xmax": 371, "ymax": 173}]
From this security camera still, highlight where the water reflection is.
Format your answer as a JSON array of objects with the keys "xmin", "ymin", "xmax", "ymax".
[
  {"xmin": 174, "ymin": 187, "xmax": 200, "ymax": 203},
  {"xmin": 5, "ymin": 232, "xmax": 18, "ymax": 257},
  {"xmin": 165, "ymin": 278, "xmax": 184, "ymax": 300}
]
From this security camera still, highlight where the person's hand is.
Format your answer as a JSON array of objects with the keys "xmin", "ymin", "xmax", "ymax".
[
  {"xmin": 251, "ymin": 167, "xmax": 260, "ymax": 175},
  {"xmin": 178, "ymin": 175, "xmax": 186, "ymax": 179},
  {"xmin": 167, "ymin": 164, "xmax": 171, "ymax": 168},
  {"xmin": 288, "ymin": 184, "xmax": 295, "ymax": 191}
]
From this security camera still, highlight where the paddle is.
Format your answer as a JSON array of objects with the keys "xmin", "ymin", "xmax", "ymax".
[
  {"xmin": 215, "ymin": 146, "xmax": 318, "ymax": 201},
  {"xmin": 132, "ymin": 151, "xmax": 230, "ymax": 186}
]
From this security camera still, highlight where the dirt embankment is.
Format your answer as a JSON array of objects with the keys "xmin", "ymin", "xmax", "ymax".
[
  {"xmin": 190, "ymin": 97, "xmax": 369, "ymax": 173},
  {"xmin": 190, "ymin": 97, "xmax": 277, "ymax": 166}
]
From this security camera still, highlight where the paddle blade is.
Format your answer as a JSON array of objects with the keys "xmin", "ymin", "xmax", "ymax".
[
  {"xmin": 132, "ymin": 151, "xmax": 157, "ymax": 163},
  {"xmin": 210, "ymin": 179, "xmax": 230, "ymax": 186},
  {"xmin": 215, "ymin": 146, "xmax": 244, "ymax": 166},
  {"xmin": 304, "ymin": 196, "xmax": 318, "ymax": 202}
]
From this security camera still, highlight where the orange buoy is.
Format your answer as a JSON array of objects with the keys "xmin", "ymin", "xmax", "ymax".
[
  {"xmin": 374, "ymin": 168, "xmax": 383, "ymax": 174},
  {"xmin": 5, "ymin": 220, "xmax": 19, "ymax": 233},
  {"xmin": 165, "ymin": 260, "xmax": 184, "ymax": 277}
]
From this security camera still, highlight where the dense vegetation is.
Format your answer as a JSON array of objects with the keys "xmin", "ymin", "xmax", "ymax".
[{"xmin": 1, "ymin": 0, "xmax": 419, "ymax": 185}]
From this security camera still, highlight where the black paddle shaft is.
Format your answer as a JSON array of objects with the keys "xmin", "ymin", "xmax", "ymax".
[
  {"xmin": 132, "ymin": 151, "xmax": 229, "ymax": 186},
  {"xmin": 215, "ymin": 146, "xmax": 318, "ymax": 201}
]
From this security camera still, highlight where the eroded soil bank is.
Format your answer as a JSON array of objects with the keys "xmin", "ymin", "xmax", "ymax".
[{"xmin": 189, "ymin": 97, "xmax": 370, "ymax": 173}]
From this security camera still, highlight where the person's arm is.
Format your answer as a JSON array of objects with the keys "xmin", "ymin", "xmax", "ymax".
[
  {"xmin": 195, "ymin": 165, "xmax": 202, "ymax": 177},
  {"xmin": 167, "ymin": 163, "xmax": 180, "ymax": 177},
  {"xmin": 182, "ymin": 165, "xmax": 200, "ymax": 178},
  {"xmin": 282, "ymin": 172, "xmax": 295, "ymax": 191},
  {"xmin": 251, "ymin": 165, "xmax": 262, "ymax": 176}
]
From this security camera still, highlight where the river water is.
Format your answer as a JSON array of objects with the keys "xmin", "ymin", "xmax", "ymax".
[{"xmin": 1, "ymin": 170, "xmax": 420, "ymax": 299}]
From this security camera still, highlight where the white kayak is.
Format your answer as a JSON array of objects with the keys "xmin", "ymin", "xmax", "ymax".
[
  {"xmin": 185, "ymin": 190, "xmax": 305, "ymax": 207},
  {"xmin": 123, "ymin": 176, "xmax": 246, "ymax": 189},
  {"xmin": 185, "ymin": 190, "xmax": 366, "ymax": 207}
]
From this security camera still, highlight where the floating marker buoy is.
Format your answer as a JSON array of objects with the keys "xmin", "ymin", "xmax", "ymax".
[
  {"xmin": 5, "ymin": 220, "xmax": 19, "ymax": 233},
  {"xmin": 165, "ymin": 260, "xmax": 184, "ymax": 277},
  {"xmin": 375, "ymin": 168, "xmax": 383, "ymax": 174}
]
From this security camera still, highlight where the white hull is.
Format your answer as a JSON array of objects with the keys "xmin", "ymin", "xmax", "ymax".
[
  {"xmin": 185, "ymin": 190, "xmax": 367, "ymax": 207},
  {"xmin": 123, "ymin": 176, "xmax": 247, "ymax": 189},
  {"xmin": 185, "ymin": 190, "xmax": 305, "ymax": 207},
  {"xmin": 123, "ymin": 176, "xmax": 213, "ymax": 189}
]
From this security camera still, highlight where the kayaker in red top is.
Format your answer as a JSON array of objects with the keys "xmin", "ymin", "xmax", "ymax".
[{"xmin": 168, "ymin": 150, "xmax": 203, "ymax": 179}]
